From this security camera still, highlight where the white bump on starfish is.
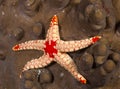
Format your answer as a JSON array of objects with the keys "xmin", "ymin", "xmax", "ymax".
[{"xmin": 13, "ymin": 15, "xmax": 101, "ymax": 84}]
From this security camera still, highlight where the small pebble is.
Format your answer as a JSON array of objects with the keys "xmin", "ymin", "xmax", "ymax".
[
  {"xmin": 112, "ymin": 0, "xmax": 120, "ymax": 21},
  {"xmin": 32, "ymin": 85, "xmax": 42, "ymax": 89},
  {"xmin": 0, "ymin": 51, "xmax": 5, "ymax": 61},
  {"xmin": 100, "ymin": 66, "xmax": 107, "ymax": 76},
  {"xmin": 23, "ymin": 0, "xmax": 40, "ymax": 16},
  {"xmin": 111, "ymin": 40, "xmax": 120, "ymax": 53},
  {"xmin": 93, "ymin": 43, "xmax": 108, "ymax": 56},
  {"xmin": 103, "ymin": 60, "xmax": 116, "ymax": 73},
  {"xmin": 71, "ymin": 0, "xmax": 81, "ymax": 4},
  {"xmin": 85, "ymin": 4, "xmax": 106, "ymax": 30},
  {"xmin": 33, "ymin": 23, "xmax": 43, "ymax": 37},
  {"xmin": 99, "ymin": 38, "xmax": 109, "ymax": 46},
  {"xmin": 94, "ymin": 9, "xmax": 105, "ymax": 23},
  {"xmin": 25, "ymin": 0, "xmax": 35, "ymax": 7},
  {"xmin": 112, "ymin": 52, "xmax": 120, "ymax": 62},
  {"xmin": 106, "ymin": 15, "xmax": 116, "ymax": 29},
  {"xmin": 38, "ymin": 69, "xmax": 53, "ymax": 83},
  {"xmin": 23, "ymin": 70, "xmax": 37, "ymax": 80},
  {"xmin": 81, "ymin": 52, "xmax": 94, "ymax": 70},
  {"xmin": 24, "ymin": 80, "xmax": 33, "ymax": 89},
  {"xmin": 95, "ymin": 56, "xmax": 106, "ymax": 65},
  {"xmin": 32, "ymin": 87, "xmax": 37, "ymax": 89},
  {"xmin": 12, "ymin": 28, "xmax": 24, "ymax": 41}
]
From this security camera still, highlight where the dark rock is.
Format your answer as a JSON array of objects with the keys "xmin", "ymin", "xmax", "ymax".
[
  {"xmin": 23, "ymin": 70, "xmax": 37, "ymax": 80},
  {"xmin": 100, "ymin": 29, "xmax": 114, "ymax": 43},
  {"xmin": 99, "ymin": 38, "xmax": 109, "ymax": 46},
  {"xmin": 12, "ymin": 28, "xmax": 24, "ymax": 41},
  {"xmin": 89, "ymin": 0, "xmax": 101, "ymax": 4},
  {"xmin": 32, "ymin": 87, "xmax": 38, "ymax": 89},
  {"xmin": 112, "ymin": 0, "xmax": 120, "ymax": 21},
  {"xmin": 24, "ymin": 80, "xmax": 33, "ymax": 89},
  {"xmin": 106, "ymin": 15, "xmax": 116, "ymax": 29},
  {"xmin": 88, "ymin": 68, "xmax": 105, "ymax": 87},
  {"xmin": 95, "ymin": 56, "xmax": 107, "ymax": 65},
  {"xmin": 93, "ymin": 43, "xmax": 108, "ymax": 56},
  {"xmin": 32, "ymin": 23, "xmax": 43, "ymax": 37},
  {"xmin": 70, "ymin": 0, "xmax": 81, "ymax": 4},
  {"xmin": 112, "ymin": 52, "xmax": 120, "ymax": 62},
  {"xmin": 32, "ymin": 85, "xmax": 42, "ymax": 89},
  {"xmin": 0, "ymin": 51, "xmax": 6, "ymax": 61},
  {"xmin": 47, "ymin": 0, "xmax": 70, "ymax": 10},
  {"xmin": 103, "ymin": 60, "xmax": 116, "ymax": 73},
  {"xmin": 38, "ymin": 69, "xmax": 53, "ymax": 84},
  {"xmin": 111, "ymin": 40, "xmax": 120, "ymax": 53},
  {"xmin": 85, "ymin": 3, "xmax": 106, "ymax": 30},
  {"xmin": 100, "ymin": 66, "xmax": 107, "ymax": 76},
  {"xmin": 0, "ymin": 0, "xmax": 3, "ymax": 5},
  {"xmin": 81, "ymin": 52, "xmax": 94, "ymax": 70},
  {"xmin": 23, "ymin": 0, "xmax": 41, "ymax": 16}
]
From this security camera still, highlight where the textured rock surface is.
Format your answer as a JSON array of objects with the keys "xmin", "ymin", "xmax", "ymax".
[
  {"xmin": 0, "ymin": 50, "xmax": 6, "ymax": 60},
  {"xmin": 0, "ymin": 0, "xmax": 120, "ymax": 89},
  {"xmin": 112, "ymin": 0, "xmax": 120, "ymax": 22},
  {"xmin": 38, "ymin": 69, "xmax": 53, "ymax": 84}
]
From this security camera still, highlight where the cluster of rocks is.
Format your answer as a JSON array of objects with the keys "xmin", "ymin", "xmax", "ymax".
[{"xmin": 22, "ymin": 69, "xmax": 53, "ymax": 89}]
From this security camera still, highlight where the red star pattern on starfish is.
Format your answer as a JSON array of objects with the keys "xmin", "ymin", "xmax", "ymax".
[{"xmin": 12, "ymin": 15, "xmax": 101, "ymax": 84}]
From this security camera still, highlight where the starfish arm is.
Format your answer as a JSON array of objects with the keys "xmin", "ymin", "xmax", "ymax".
[
  {"xmin": 46, "ymin": 15, "xmax": 60, "ymax": 41},
  {"xmin": 56, "ymin": 36, "xmax": 101, "ymax": 52},
  {"xmin": 12, "ymin": 40, "xmax": 45, "ymax": 51},
  {"xmin": 54, "ymin": 52, "xmax": 86, "ymax": 84},
  {"xmin": 22, "ymin": 55, "xmax": 53, "ymax": 72}
]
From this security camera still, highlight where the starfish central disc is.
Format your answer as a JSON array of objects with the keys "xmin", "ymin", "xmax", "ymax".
[{"xmin": 44, "ymin": 40, "xmax": 58, "ymax": 58}]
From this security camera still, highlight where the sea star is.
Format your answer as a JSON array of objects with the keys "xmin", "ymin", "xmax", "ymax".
[{"xmin": 12, "ymin": 15, "xmax": 101, "ymax": 84}]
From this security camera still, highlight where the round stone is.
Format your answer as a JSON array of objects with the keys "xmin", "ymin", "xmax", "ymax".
[
  {"xmin": 95, "ymin": 56, "xmax": 106, "ymax": 65},
  {"xmin": 12, "ymin": 28, "xmax": 24, "ymax": 41},
  {"xmin": 111, "ymin": 39, "xmax": 120, "ymax": 53},
  {"xmin": 112, "ymin": 0, "xmax": 120, "ymax": 21},
  {"xmin": 99, "ymin": 38, "xmax": 109, "ymax": 46},
  {"xmin": 24, "ymin": 80, "xmax": 33, "ymax": 89},
  {"xmin": 23, "ymin": 0, "xmax": 41, "ymax": 16},
  {"xmin": 70, "ymin": 0, "xmax": 81, "ymax": 4},
  {"xmin": 93, "ymin": 43, "xmax": 108, "ymax": 56},
  {"xmin": 25, "ymin": 0, "xmax": 35, "ymax": 7},
  {"xmin": 32, "ymin": 86, "xmax": 38, "ymax": 89},
  {"xmin": 103, "ymin": 60, "xmax": 116, "ymax": 73},
  {"xmin": 100, "ymin": 66, "xmax": 107, "ymax": 76},
  {"xmin": 81, "ymin": 52, "xmax": 94, "ymax": 70},
  {"xmin": 33, "ymin": 23, "xmax": 43, "ymax": 37},
  {"xmin": 38, "ymin": 69, "xmax": 53, "ymax": 83},
  {"xmin": 23, "ymin": 70, "xmax": 37, "ymax": 80},
  {"xmin": 0, "ymin": 51, "xmax": 6, "ymax": 61},
  {"xmin": 112, "ymin": 52, "xmax": 120, "ymax": 62},
  {"xmin": 85, "ymin": 4, "xmax": 106, "ymax": 30},
  {"xmin": 106, "ymin": 15, "xmax": 116, "ymax": 29}
]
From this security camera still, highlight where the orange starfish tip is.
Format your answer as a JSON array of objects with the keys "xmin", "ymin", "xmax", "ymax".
[
  {"xmin": 80, "ymin": 79, "xmax": 87, "ymax": 84},
  {"xmin": 12, "ymin": 45, "xmax": 20, "ymax": 51},
  {"xmin": 50, "ymin": 15, "xmax": 58, "ymax": 26},
  {"xmin": 92, "ymin": 36, "xmax": 101, "ymax": 43}
]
